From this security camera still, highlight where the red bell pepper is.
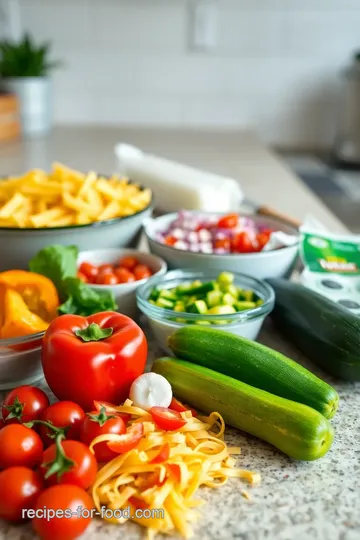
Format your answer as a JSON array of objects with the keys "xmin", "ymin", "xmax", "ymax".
[{"xmin": 41, "ymin": 312, "xmax": 147, "ymax": 411}]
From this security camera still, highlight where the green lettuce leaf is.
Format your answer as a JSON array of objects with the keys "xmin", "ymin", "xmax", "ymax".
[
  {"xmin": 29, "ymin": 245, "xmax": 117, "ymax": 316},
  {"xmin": 58, "ymin": 278, "xmax": 117, "ymax": 316},
  {"xmin": 29, "ymin": 244, "xmax": 78, "ymax": 301}
]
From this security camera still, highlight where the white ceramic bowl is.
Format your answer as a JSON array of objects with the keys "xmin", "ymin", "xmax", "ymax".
[
  {"xmin": 77, "ymin": 248, "xmax": 167, "ymax": 318},
  {"xmin": 144, "ymin": 212, "xmax": 299, "ymax": 280},
  {"xmin": 137, "ymin": 269, "xmax": 274, "ymax": 354}
]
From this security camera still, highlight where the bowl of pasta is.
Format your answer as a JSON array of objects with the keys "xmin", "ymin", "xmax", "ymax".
[{"xmin": 0, "ymin": 163, "xmax": 153, "ymax": 271}]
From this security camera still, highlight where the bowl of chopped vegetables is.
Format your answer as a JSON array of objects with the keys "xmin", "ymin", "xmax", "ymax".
[
  {"xmin": 144, "ymin": 211, "xmax": 299, "ymax": 279},
  {"xmin": 137, "ymin": 270, "xmax": 274, "ymax": 353}
]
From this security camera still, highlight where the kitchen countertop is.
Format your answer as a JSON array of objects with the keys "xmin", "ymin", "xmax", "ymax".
[
  {"xmin": 0, "ymin": 126, "xmax": 348, "ymax": 232},
  {"xmin": 0, "ymin": 127, "xmax": 358, "ymax": 540}
]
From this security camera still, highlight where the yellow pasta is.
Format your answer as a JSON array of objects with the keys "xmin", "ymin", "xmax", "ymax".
[
  {"xmin": 0, "ymin": 163, "xmax": 152, "ymax": 228},
  {"xmin": 90, "ymin": 400, "xmax": 260, "ymax": 539}
]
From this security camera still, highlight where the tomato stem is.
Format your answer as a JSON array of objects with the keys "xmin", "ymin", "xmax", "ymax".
[
  {"xmin": 24, "ymin": 419, "xmax": 68, "ymax": 441},
  {"xmin": 43, "ymin": 435, "xmax": 75, "ymax": 480},
  {"xmin": 87, "ymin": 406, "xmax": 116, "ymax": 427},
  {"xmin": 75, "ymin": 322, "xmax": 113, "ymax": 342},
  {"xmin": 2, "ymin": 396, "xmax": 24, "ymax": 421}
]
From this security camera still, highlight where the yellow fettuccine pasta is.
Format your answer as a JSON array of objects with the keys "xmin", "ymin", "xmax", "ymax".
[{"xmin": 90, "ymin": 400, "xmax": 260, "ymax": 539}]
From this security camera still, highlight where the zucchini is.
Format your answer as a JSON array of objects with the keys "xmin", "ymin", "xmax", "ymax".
[
  {"xmin": 168, "ymin": 326, "xmax": 339, "ymax": 419},
  {"xmin": 268, "ymin": 278, "xmax": 360, "ymax": 381},
  {"xmin": 153, "ymin": 357, "xmax": 334, "ymax": 461}
]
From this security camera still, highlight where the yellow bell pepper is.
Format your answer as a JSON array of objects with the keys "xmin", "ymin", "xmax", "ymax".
[
  {"xmin": 0, "ymin": 288, "xmax": 50, "ymax": 339},
  {"xmin": 0, "ymin": 270, "xmax": 60, "ymax": 339}
]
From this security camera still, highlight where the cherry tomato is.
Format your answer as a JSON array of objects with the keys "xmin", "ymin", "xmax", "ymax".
[
  {"xmin": 0, "ymin": 466, "xmax": 44, "ymax": 522},
  {"xmin": 76, "ymin": 272, "xmax": 89, "ymax": 283},
  {"xmin": 119, "ymin": 256, "xmax": 138, "ymax": 271},
  {"xmin": 80, "ymin": 407, "xmax": 126, "ymax": 463},
  {"xmin": 164, "ymin": 235, "xmax": 177, "ymax": 246},
  {"xmin": 79, "ymin": 262, "xmax": 98, "ymax": 281},
  {"xmin": 2, "ymin": 385, "xmax": 50, "ymax": 425},
  {"xmin": 232, "ymin": 231, "xmax": 255, "ymax": 253},
  {"xmin": 98, "ymin": 264, "xmax": 114, "ymax": 275},
  {"xmin": 93, "ymin": 400, "xmax": 131, "ymax": 424},
  {"xmin": 150, "ymin": 407, "xmax": 187, "ymax": 431},
  {"xmin": 169, "ymin": 397, "xmax": 197, "ymax": 417},
  {"xmin": 115, "ymin": 267, "xmax": 135, "ymax": 284},
  {"xmin": 39, "ymin": 401, "xmax": 85, "ymax": 447},
  {"xmin": 106, "ymin": 423, "xmax": 144, "ymax": 454},
  {"xmin": 217, "ymin": 213, "xmax": 239, "ymax": 229},
  {"xmin": 32, "ymin": 484, "xmax": 93, "ymax": 540},
  {"xmin": 150, "ymin": 443, "xmax": 170, "ymax": 464},
  {"xmin": 133, "ymin": 264, "xmax": 152, "ymax": 281},
  {"xmin": 0, "ymin": 424, "xmax": 43, "ymax": 469},
  {"xmin": 214, "ymin": 238, "xmax": 231, "ymax": 251},
  {"xmin": 0, "ymin": 418, "xmax": 4, "ymax": 430},
  {"xmin": 40, "ymin": 440, "xmax": 97, "ymax": 490},
  {"xmin": 96, "ymin": 272, "xmax": 118, "ymax": 285}
]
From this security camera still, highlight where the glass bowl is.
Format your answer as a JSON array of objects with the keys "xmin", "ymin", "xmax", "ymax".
[
  {"xmin": 136, "ymin": 270, "xmax": 275, "ymax": 354},
  {"xmin": 0, "ymin": 331, "xmax": 45, "ymax": 390}
]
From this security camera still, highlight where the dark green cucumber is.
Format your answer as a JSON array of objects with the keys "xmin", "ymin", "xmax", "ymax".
[
  {"xmin": 153, "ymin": 357, "xmax": 334, "ymax": 461},
  {"xmin": 168, "ymin": 326, "xmax": 338, "ymax": 419},
  {"xmin": 268, "ymin": 278, "xmax": 360, "ymax": 382}
]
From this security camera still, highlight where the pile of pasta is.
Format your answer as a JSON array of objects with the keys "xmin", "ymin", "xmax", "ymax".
[
  {"xmin": 0, "ymin": 163, "xmax": 151, "ymax": 228},
  {"xmin": 90, "ymin": 399, "xmax": 260, "ymax": 539}
]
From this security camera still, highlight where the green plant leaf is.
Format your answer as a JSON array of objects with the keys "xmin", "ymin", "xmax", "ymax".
[{"xmin": 0, "ymin": 34, "xmax": 62, "ymax": 77}]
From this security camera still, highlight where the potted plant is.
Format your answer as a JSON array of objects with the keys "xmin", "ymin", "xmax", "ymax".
[{"xmin": 0, "ymin": 34, "xmax": 61, "ymax": 136}]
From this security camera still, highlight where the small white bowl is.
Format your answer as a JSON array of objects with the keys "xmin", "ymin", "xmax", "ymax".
[
  {"xmin": 77, "ymin": 248, "xmax": 167, "ymax": 318},
  {"xmin": 144, "ymin": 212, "xmax": 299, "ymax": 280}
]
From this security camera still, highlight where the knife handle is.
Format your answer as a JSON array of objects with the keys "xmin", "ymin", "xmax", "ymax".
[{"xmin": 256, "ymin": 205, "xmax": 302, "ymax": 229}]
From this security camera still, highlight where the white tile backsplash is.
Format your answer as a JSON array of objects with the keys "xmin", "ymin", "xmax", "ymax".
[{"xmin": 15, "ymin": 0, "xmax": 360, "ymax": 148}]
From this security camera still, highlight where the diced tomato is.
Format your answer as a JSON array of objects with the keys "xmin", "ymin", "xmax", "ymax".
[
  {"xmin": 129, "ymin": 496, "xmax": 149, "ymax": 510},
  {"xmin": 150, "ymin": 407, "xmax": 187, "ymax": 431},
  {"xmin": 167, "ymin": 463, "xmax": 181, "ymax": 483},
  {"xmin": 170, "ymin": 398, "xmax": 197, "ymax": 417},
  {"xmin": 133, "ymin": 264, "xmax": 152, "ymax": 281},
  {"xmin": 217, "ymin": 214, "xmax": 239, "ymax": 229},
  {"xmin": 150, "ymin": 443, "xmax": 170, "ymax": 464},
  {"xmin": 164, "ymin": 235, "xmax": 177, "ymax": 246},
  {"xmin": 119, "ymin": 256, "xmax": 138, "ymax": 271},
  {"xmin": 115, "ymin": 267, "xmax": 135, "ymax": 284},
  {"xmin": 93, "ymin": 401, "xmax": 131, "ymax": 424},
  {"xmin": 214, "ymin": 238, "xmax": 231, "ymax": 251},
  {"xmin": 79, "ymin": 262, "xmax": 98, "ymax": 280},
  {"xmin": 106, "ymin": 423, "xmax": 143, "ymax": 454},
  {"xmin": 77, "ymin": 271, "xmax": 89, "ymax": 283},
  {"xmin": 232, "ymin": 231, "xmax": 256, "ymax": 253},
  {"xmin": 256, "ymin": 231, "xmax": 272, "ymax": 250}
]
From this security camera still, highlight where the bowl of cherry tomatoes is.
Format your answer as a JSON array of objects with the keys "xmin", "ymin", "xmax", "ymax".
[{"xmin": 77, "ymin": 248, "xmax": 167, "ymax": 318}]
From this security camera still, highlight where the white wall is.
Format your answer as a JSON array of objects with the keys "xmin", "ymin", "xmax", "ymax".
[{"xmin": 19, "ymin": 0, "xmax": 360, "ymax": 148}]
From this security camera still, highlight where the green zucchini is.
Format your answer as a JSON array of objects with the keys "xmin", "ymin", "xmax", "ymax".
[
  {"xmin": 168, "ymin": 326, "xmax": 338, "ymax": 419},
  {"xmin": 268, "ymin": 278, "xmax": 360, "ymax": 381},
  {"xmin": 153, "ymin": 357, "xmax": 334, "ymax": 461}
]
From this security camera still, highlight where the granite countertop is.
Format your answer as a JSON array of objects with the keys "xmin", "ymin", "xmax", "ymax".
[
  {"xmin": 0, "ymin": 127, "xmax": 358, "ymax": 540},
  {"xmin": 0, "ymin": 318, "xmax": 359, "ymax": 540}
]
